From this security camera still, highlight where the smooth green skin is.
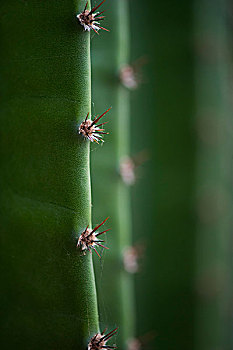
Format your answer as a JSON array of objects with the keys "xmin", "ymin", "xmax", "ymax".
[
  {"xmin": 0, "ymin": 1, "xmax": 99, "ymax": 349},
  {"xmin": 130, "ymin": 0, "xmax": 196, "ymax": 349},
  {"xmin": 194, "ymin": 1, "xmax": 232, "ymax": 349},
  {"xmin": 91, "ymin": 0, "xmax": 135, "ymax": 347}
]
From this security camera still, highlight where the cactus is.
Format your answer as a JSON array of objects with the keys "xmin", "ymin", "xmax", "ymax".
[
  {"xmin": 194, "ymin": 0, "xmax": 232, "ymax": 349},
  {"xmin": 129, "ymin": 0, "xmax": 233, "ymax": 349},
  {"xmin": 0, "ymin": 1, "xmax": 99, "ymax": 348},
  {"xmin": 130, "ymin": 0, "xmax": 196, "ymax": 348},
  {"xmin": 91, "ymin": 0, "xmax": 135, "ymax": 348}
]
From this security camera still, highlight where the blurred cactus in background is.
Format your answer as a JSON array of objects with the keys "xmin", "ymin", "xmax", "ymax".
[
  {"xmin": 130, "ymin": 0, "xmax": 196, "ymax": 348},
  {"xmin": 129, "ymin": 0, "xmax": 233, "ymax": 349},
  {"xmin": 91, "ymin": 0, "xmax": 136, "ymax": 348},
  {"xmin": 194, "ymin": 0, "xmax": 232, "ymax": 349}
]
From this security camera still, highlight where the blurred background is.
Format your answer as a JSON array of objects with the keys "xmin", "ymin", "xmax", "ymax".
[{"xmin": 91, "ymin": 0, "xmax": 233, "ymax": 349}]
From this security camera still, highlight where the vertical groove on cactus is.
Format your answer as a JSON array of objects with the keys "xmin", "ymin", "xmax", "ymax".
[
  {"xmin": 117, "ymin": 0, "xmax": 136, "ymax": 345},
  {"xmin": 0, "ymin": 1, "xmax": 99, "ymax": 348},
  {"xmin": 91, "ymin": 0, "xmax": 135, "ymax": 347},
  {"xmin": 194, "ymin": 0, "xmax": 232, "ymax": 349},
  {"xmin": 130, "ymin": 0, "xmax": 196, "ymax": 348}
]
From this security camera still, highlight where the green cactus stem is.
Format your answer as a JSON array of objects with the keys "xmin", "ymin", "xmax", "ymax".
[
  {"xmin": 130, "ymin": 0, "xmax": 196, "ymax": 348},
  {"xmin": 194, "ymin": 0, "xmax": 232, "ymax": 348},
  {"xmin": 91, "ymin": 0, "xmax": 135, "ymax": 347},
  {"xmin": 0, "ymin": 1, "xmax": 99, "ymax": 348}
]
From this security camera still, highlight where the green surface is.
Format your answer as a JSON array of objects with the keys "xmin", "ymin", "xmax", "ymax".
[
  {"xmin": 91, "ymin": 0, "xmax": 135, "ymax": 347},
  {"xmin": 194, "ymin": 0, "xmax": 232, "ymax": 349},
  {"xmin": 130, "ymin": 0, "xmax": 196, "ymax": 348},
  {"xmin": 0, "ymin": 1, "xmax": 99, "ymax": 349}
]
